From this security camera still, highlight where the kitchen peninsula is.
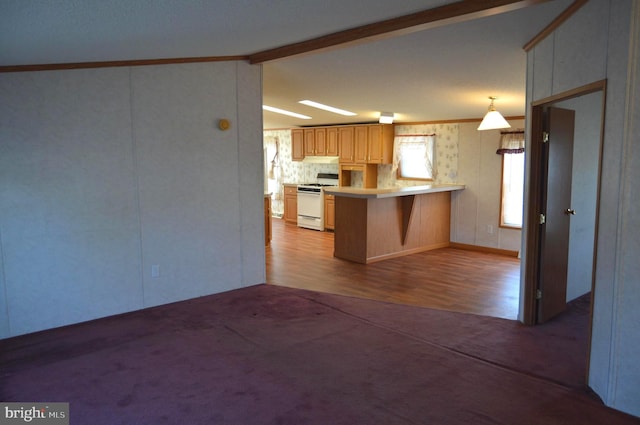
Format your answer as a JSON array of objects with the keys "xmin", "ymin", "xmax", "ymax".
[{"xmin": 324, "ymin": 184, "xmax": 465, "ymax": 264}]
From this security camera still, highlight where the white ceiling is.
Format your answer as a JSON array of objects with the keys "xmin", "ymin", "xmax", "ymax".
[{"xmin": 0, "ymin": 0, "xmax": 573, "ymax": 129}]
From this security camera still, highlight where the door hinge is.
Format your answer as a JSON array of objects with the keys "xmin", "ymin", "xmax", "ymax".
[
  {"xmin": 543, "ymin": 131, "xmax": 549, "ymax": 143},
  {"xmin": 536, "ymin": 289, "xmax": 543, "ymax": 300},
  {"xmin": 539, "ymin": 213, "xmax": 546, "ymax": 224}
]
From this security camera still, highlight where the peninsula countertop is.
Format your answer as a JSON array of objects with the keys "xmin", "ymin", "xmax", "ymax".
[{"xmin": 324, "ymin": 184, "xmax": 465, "ymax": 199}]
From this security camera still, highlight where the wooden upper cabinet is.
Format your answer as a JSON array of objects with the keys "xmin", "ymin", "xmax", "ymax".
[
  {"xmin": 367, "ymin": 124, "xmax": 394, "ymax": 164},
  {"xmin": 315, "ymin": 128, "xmax": 327, "ymax": 156},
  {"xmin": 338, "ymin": 126, "xmax": 355, "ymax": 163},
  {"xmin": 354, "ymin": 126, "xmax": 369, "ymax": 163},
  {"xmin": 291, "ymin": 129, "xmax": 304, "ymax": 161},
  {"xmin": 292, "ymin": 124, "xmax": 391, "ymax": 163},
  {"xmin": 303, "ymin": 127, "xmax": 330, "ymax": 156},
  {"xmin": 303, "ymin": 129, "xmax": 315, "ymax": 156},
  {"xmin": 326, "ymin": 127, "xmax": 339, "ymax": 156}
]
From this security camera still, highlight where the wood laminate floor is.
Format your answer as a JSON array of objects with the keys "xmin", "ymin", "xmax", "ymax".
[{"xmin": 266, "ymin": 218, "xmax": 521, "ymax": 320}]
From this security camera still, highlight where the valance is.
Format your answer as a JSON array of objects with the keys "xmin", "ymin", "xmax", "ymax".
[{"xmin": 496, "ymin": 130, "xmax": 525, "ymax": 154}]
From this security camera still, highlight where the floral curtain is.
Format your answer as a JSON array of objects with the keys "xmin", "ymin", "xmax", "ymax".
[
  {"xmin": 496, "ymin": 129, "xmax": 525, "ymax": 155},
  {"xmin": 391, "ymin": 134, "xmax": 436, "ymax": 178}
]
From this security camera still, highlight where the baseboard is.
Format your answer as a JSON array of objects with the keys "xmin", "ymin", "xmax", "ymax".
[{"xmin": 449, "ymin": 242, "xmax": 519, "ymax": 258}]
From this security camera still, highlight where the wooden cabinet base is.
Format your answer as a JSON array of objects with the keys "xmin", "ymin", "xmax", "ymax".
[
  {"xmin": 283, "ymin": 184, "xmax": 298, "ymax": 223},
  {"xmin": 339, "ymin": 163, "xmax": 378, "ymax": 188},
  {"xmin": 333, "ymin": 192, "xmax": 451, "ymax": 264},
  {"xmin": 264, "ymin": 195, "xmax": 272, "ymax": 246},
  {"xmin": 324, "ymin": 194, "xmax": 335, "ymax": 230}
]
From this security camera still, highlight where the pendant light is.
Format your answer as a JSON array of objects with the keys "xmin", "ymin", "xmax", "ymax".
[{"xmin": 477, "ymin": 96, "xmax": 511, "ymax": 131}]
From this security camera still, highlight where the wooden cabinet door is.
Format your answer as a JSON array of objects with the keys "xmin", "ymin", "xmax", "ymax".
[
  {"xmin": 291, "ymin": 129, "xmax": 304, "ymax": 161},
  {"xmin": 315, "ymin": 128, "xmax": 327, "ymax": 155},
  {"xmin": 326, "ymin": 127, "xmax": 339, "ymax": 156},
  {"xmin": 324, "ymin": 194, "xmax": 335, "ymax": 230},
  {"xmin": 283, "ymin": 185, "xmax": 298, "ymax": 223},
  {"xmin": 354, "ymin": 126, "xmax": 368, "ymax": 163},
  {"xmin": 284, "ymin": 193, "xmax": 297, "ymax": 223},
  {"xmin": 338, "ymin": 126, "xmax": 355, "ymax": 163},
  {"xmin": 303, "ymin": 129, "xmax": 315, "ymax": 156},
  {"xmin": 367, "ymin": 124, "xmax": 383, "ymax": 163},
  {"xmin": 264, "ymin": 196, "xmax": 272, "ymax": 246}
]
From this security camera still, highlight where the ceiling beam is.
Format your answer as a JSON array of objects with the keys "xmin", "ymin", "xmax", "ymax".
[
  {"xmin": 248, "ymin": 0, "xmax": 551, "ymax": 64},
  {"xmin": 0, "ymin": 55, "xmax": 247, "ymax": 74},
  {"xmin": 523, "ymin": 0, "xmax": 588, "ymax": 51}
]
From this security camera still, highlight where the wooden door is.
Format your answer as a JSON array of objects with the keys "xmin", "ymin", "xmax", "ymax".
[{"xmin": 537, "ymin": 107, "xmax": 575, "ymax": 323}]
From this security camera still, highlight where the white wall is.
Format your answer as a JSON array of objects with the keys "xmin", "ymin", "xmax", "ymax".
[
  {"xmin": 453, "ymin": 121, "xmax": 523, "ymax": 253},
  {"xmin": 0, "ymin": 61, "xmax": 265, "ymax": 338},
  {"xmin": 523, "ymin": 0, "xmax": 640, "ymax": 416}
]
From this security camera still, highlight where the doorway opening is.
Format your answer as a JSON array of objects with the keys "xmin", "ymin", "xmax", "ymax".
[
  {"xmin": 522, "ymin": 80, "xmax": 607, "ymax": 380},
  {"xmin": 523, "ymin": 80, "xmax": 606, "ymax": 324}
]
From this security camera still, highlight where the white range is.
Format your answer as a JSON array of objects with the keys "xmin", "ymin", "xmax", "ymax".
[{"xmin": 296, "ymin": 173, "xmax": 339, "ymax": 231}]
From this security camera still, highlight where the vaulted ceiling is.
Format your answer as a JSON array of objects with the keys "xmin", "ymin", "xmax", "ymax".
[{"xmin": 0, "ymin": 0, "xmax": 574, "ymax": 129}]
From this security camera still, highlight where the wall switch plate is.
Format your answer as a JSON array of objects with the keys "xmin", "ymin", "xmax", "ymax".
[
  {"xmin": 151, "ymin": 264, "xmax": 160, "ymax": 278},
  {"xmin": 487, "ymin": 225, "xmax": 494, "ymax": 234}
]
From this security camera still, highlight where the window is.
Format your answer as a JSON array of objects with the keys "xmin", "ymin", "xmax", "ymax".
[
  {"xmin": 501, "ymin": 153, "xmax": 525, "ymax": 228},
  {"xmin": 392, "ymin": 134, "xmax": 435, "ymax": 180},
  {"xmin": 497, "ymin": 130, "xmax": 525, "ymax": 229}
]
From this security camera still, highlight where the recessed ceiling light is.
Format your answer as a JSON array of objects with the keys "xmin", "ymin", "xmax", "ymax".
[
  {"xmin": 262, "ymin": 105, "xmax": 312, "ymax": 120},
  {"xmin": 299, "ymin": 100, "xmax": 357, "ymax": 116}
]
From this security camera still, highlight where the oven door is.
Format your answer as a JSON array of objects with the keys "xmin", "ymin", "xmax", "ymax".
[{"xmin": 297, "ymin": 189, "xmax": 324, "ymax": 230}]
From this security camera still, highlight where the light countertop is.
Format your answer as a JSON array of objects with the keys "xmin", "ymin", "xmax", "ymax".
[{"xmin": 323, "ymin": 184, "xmax": 465, "ymax": 199}]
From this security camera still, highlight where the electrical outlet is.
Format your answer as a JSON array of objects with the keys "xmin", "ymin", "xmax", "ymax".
[
  {"xmin": 487, "ymin": 225, "xmax": 494, "ymax": 234},
  {"xmin": 151, "ymin": 264, "xmax": 160, "ymax": 278}
]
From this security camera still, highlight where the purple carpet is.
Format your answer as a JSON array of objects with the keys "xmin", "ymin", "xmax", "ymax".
[{"xmin": 1, "ymin": 284, "xmax": 638, "ymax": 424}]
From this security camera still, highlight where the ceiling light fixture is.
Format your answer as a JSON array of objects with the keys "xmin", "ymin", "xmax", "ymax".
[
  {"xmin": 299, "ymin": 100, "xmax": 357, "ymax": 116},
  {"xmin": 262, "ymin": 105, "xmax": 312, "ymax": 120},
  {"xmin": 379, "ymin": 112, "xmax": 394, "ymax": 124},
  {"xmin": 477, "ymin": 97, "xmax": 511, "ymax": 131}
]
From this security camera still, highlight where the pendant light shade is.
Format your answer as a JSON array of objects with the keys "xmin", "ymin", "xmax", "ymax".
[{"xmin": 478, "ymin": 97, "xmax": 511, "ymax": 131}]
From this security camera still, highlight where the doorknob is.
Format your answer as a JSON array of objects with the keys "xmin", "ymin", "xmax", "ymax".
[{"xmin": 565, "ymin": 208, "xmax": 576, "ymax": 215}]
